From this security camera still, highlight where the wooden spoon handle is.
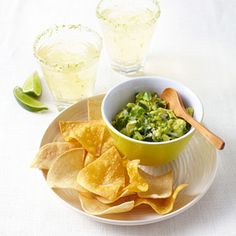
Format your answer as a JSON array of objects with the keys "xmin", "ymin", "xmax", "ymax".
[{"xmin": 181, "ymin": 112, "xmax": 225, "ymax": 150}]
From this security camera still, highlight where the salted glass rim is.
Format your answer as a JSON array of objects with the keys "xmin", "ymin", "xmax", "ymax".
[
  {"xmin": 96, "ymin": 0, "xmax": 161, "ymax": 26},
  {"xmin": 33, "ymin": 24, "xmax": 102, "ymax": 71}
]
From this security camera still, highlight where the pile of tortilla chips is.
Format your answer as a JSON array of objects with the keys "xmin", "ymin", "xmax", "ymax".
[{"xmin": 31, "ymin": 95, "xmax": 188, "ymax": 216}]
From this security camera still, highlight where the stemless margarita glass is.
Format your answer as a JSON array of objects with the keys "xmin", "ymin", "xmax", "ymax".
[
  {"xmin": 96, "ymin": 0, "xmax": 160, "ymax": 74},
  {"xmin": 34, "ymin": 25, "xmax": 102, "ymax": 111}
]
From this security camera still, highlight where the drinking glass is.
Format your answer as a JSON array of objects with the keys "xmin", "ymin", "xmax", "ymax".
[
  {"xmin": 34, "ymin": 25, "xmax": 102, "ymax": 111},
  {"xmin": 96, "ymin": 0, "xmax": 160, "ymax": 74}
]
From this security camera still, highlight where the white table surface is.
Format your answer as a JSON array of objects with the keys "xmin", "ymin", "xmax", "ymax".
[{"xmin": 0, "ymin": 0, "xmax": 236, "ymax": 235}]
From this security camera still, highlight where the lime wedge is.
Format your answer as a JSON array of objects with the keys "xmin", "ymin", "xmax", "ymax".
[
  {"xmin": 22, "ymin": 71, "xmax": 42, "ymax": 97},
  {"xmin": 13, "ymin": 86, "xmax": 48, "ymax": 112}
]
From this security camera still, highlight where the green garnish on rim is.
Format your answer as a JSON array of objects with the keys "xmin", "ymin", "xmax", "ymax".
[{"xmin": 112, "ymin": 92, "xmax": 193, "ymax": 142}]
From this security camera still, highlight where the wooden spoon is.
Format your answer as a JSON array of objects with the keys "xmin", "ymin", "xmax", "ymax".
[{"xmin": 161, "ymin": 88, "xmax": 225, "ymax": 150}]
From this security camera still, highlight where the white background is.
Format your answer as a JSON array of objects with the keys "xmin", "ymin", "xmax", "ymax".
[{"xmin": 0, "ymin": 0, "xmax": 236, "ymax": 235}]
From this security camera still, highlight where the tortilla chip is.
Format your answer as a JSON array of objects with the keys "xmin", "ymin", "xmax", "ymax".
[
  {"xmin": 138, "ymin": 170, "xmax": 173, "ymax": 199},
  {"xmin": 47, "ymin": 148, "xmax": 86, "ymax": 192},
  {"xmin": 134, "ymin": 184, "xmax": 188, "ymax": 215},
  {"xmin": 76, "ymin": 122, "xmax": 105, "ymax": 156},
  {"xmin": 96, "ymin": 159, "xmax": 148, "ymax": 204},
  {"xmin": 77, "ymin": 146, "xmax": 125, "ymax": 201},
  {"xmin": 101, "ymin": 128, "xmax": 114, "ymax": 154},
  {"xmin": 79, "ymin": 193, "xmax": 134, "ymax": 215},
  {"xmin": 84, "ymin": 152, "xmax": 96, "ymax": 167},
  {"xmin": 126, "ymin": 160, "xmax": 148, "ymax": 193},
  {"xmin": 59, "ymin": 121, "xmax": 105, "ymax": 156},
  {"xmin": 95, "ymin": 159, "xmax": 136, "ymax": 204},
  {"xmin": 87, "ymin": 94, "xmax": 104, "ymax": 120},
  {"xmin": 59, "ymin": 121, "xmax": 86, "ymax": 142},
  {"xmin": 52, "ymin": 133, "xmax": 65, "ymax": 142},
  {"xmin": 96, "ymin": 188, "xmax": 135, "ymax": 204},
  {"xmin": 31, "ymin": 142, "xmax": 79, "ymax": 169}
]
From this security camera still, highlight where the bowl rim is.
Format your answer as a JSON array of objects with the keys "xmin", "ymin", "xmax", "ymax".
[{"xmin": 102, "ymin": 76, "xmax": 204, "ymax": 146}]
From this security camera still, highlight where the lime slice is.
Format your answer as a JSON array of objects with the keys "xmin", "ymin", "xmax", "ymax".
[
  {"xmin": 22, "ymin": 71, "xmax": 42, "ymax": 97},
  {"xmin": 13, "ymin": 86, "xmax": 48, "ymax": 112}
]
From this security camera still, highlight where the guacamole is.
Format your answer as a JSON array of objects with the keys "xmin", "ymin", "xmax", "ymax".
[{"xmin": 112, "ymin": 92, "xmax": 193, "ymax": 142}]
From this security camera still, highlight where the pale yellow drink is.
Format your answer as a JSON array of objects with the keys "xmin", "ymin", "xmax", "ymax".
[
  {"xmin": 38, "ymin": 42, "xmax": 99, "ymax": 104},
  {"xmin": 34, "ymin": 25, "xmax": 102, "ymax": 110},
  {"xmin": 97, "ymin": 0, "xmax": 160, "ymax": 73}
]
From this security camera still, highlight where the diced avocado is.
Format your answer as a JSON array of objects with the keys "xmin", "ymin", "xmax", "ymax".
[{"xmin": 112, "ymin": 91, "xmax": 193, "ymax": 142}]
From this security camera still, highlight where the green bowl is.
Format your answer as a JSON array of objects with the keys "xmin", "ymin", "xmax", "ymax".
[{"xmin": 102, "ymin": 76, "xmax": 203, "ymax": 166}]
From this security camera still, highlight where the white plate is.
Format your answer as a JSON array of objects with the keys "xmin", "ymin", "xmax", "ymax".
[{"xmin": 40, "ymin": 96, "xmax": 218, "ymax": 226}]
